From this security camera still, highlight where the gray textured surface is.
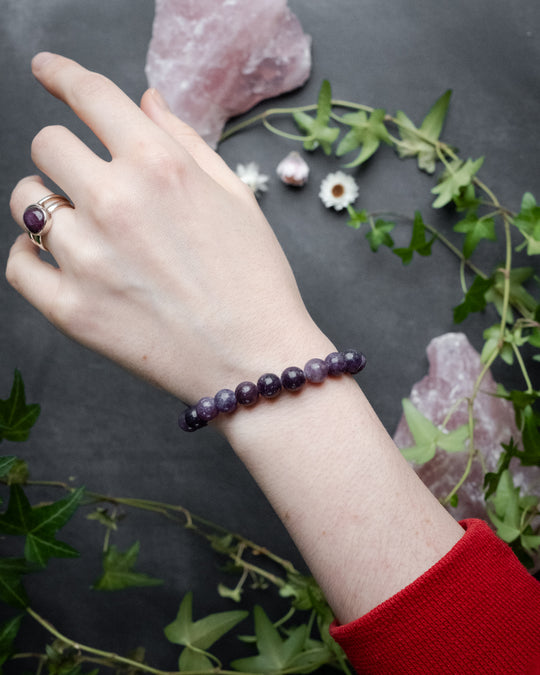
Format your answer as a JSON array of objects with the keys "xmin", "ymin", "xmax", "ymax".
[{"xmin": 1, "ymin": 0, "xmax": 539, "ymax": 667}]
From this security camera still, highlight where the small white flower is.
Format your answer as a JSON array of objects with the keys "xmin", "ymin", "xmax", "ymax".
[
  {"xmin": 235, "ymin": 162, "xmax": 269, "ymax": 196},
  {"xmin": 319, "ymin": 171, "xmax": 359, "ymax": 211},
  {"xmin": 276, "ymin": 151, "xmax": 310, "ymax": 186}
]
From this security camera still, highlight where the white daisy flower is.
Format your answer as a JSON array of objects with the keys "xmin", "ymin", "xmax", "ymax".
[
  {"xmin": 319, "ymin": 171, "xmax": 359, "ymax": 211},
  {"xmin": 276, "ymin": 151, "xmax": 310, "ymax": 186},
  {"xmin": 235, "ymin": 162, "xmax": 269, "ymax": 196}
]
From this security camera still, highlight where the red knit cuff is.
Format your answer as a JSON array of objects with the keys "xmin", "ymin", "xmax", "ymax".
[{"xmin": 330, "ymin": 518, "xmax": 540, "ymax": 674}]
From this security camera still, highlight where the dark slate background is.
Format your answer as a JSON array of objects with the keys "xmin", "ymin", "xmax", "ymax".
[{"xmin": 1, "ymin": 0, "xmax": 539, "ymax": 670}]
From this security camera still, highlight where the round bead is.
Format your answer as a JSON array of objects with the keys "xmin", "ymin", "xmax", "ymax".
[
  {"xmin": 235, "ymin": 381, "xmax": 259, "ymax": 406},
  {"xmin": 196, "ymin": 396, "xmax": 219, "ymax": 422},
  {"xmin": 179, "ymin": 406, "xmax": 207, "ymax": 432},
  {"xmin": 257, "ymin": 373, "xmax": 282, "ymax": 398},
  {"xmin": 215, "ymin": 388, "xmax": 237, "ymax": 414},
  {"xmin": 23, "ymin": 206, "xmax": 46, "ymax": 234},
  {"xmin": 343, "ymin": 349, "xmax": 367, "ymax": 374},
  {"xmin": 325, "ymin": 351, "xmax": 347, "ymax": 376},
  {"xmin": 281, "ymin": 366, "xmax": 306, "ymax": 392},
  {"xmin": 304, "ymin": 358, "xmax": 329, "ymax": 383}
]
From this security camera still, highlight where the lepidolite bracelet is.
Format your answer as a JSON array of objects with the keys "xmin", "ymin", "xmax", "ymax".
[{"xmin": 178, "ymin": 349, "xmax": 366, "ymax": 432}]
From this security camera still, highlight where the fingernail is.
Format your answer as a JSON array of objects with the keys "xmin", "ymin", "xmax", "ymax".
[
  {"xmin": 150, "ymin": 87, "xmax": 170, "ymax": 111},
  {"xmin": 32, "ymin": 51, "xmax": 55, "ymax": 71}
]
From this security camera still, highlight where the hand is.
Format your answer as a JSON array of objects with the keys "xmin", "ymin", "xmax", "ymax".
[{"xmin": 7, "ymin": 53, "xmax": 331, "ymax": 402}]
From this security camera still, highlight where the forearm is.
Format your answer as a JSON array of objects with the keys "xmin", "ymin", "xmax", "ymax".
[{"xmin": 220, "ymin": 339, "xmax": 464, "ymax": 624}]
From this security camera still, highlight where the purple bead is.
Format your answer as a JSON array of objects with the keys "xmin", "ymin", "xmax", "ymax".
[
  {"xmin": 325, "ymin": 351, "xmax": 347, "ymax": 375},
  {"xmin": 179, "ymin": 406, "xmax": 207, "ymax": 432},
  {"xmin": 23, "ymin": 206, "xmax": 46, "ymax": 234},
  {"xmin": 304, "ymin": 358, "xmax": 329, "ymax": 383},
  {"xmin": 235, "ymin": 381, "xmax": 259, "ymax": 406},
  {"xmin": 343, "ymin": 349, "xmax": 367, "ymax": 374},
  {"xmin": 281, "ymin": 366, "xmax": 306, "ymax": 391},
  {"xmin": 257, "ymin": 373, "xmax": 282, "ymax": 398},
  {"xmin": 215, "ymin": 388, "xmax": 237, "ymax": 414},
  {"xmin": 196, "ymin": 396, "xmax": 219, "ymax": 422}
]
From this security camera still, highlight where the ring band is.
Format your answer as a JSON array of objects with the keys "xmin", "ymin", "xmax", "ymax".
[{"xmin": 23, "ymin": 194, "xmax": 74, "ymax": 251}]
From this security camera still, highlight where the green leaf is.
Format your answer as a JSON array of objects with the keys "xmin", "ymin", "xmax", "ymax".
[
  {"xmin": 0, "ymin": 371, "xmax": 40, "ymax": 443},
  {"xmin": 520, "ymin": 404, "xmax": 540, "ymax": 465},
  {"xmin": 393, "ymin": 211, "xmax": 435, "ymax": 264},
  {"xmin": 292, "ymin": 80, "xmax": 340, "ymax": 154},
  {"xmin": 484, "ymin": 439, "xmax": 520, "ymax": 499},
  {"xmin": 0, "ymin": 558, "xmax": 37, "ymax": 608},
  {"xmin": 513, "ymin": 192, "xmax": 540, "ymax": 255},
  {"xmin": 431, "ymin": 157, "xmax": 484, "ymax": 209},
  {"xmin": 164, "ymin": 592, "xmax": 248, "ymax": 651},
  {"xmin": 480, "ymin": 325, "xmax": 514, "ymax": 365},
  {"xmin": 336, "ymin": 108, "xmax": 391, "ymax": 167},
  {"xmin": 93, "ymin": 541, "xmax": 162, "ymax": 590},
  {"xmin": 395, "ymin": 90, "xmax": 452, "ymax": 173},
  {"xmin": 346, "ymin": 207, "xmax": 369, "ymax": 230},
  {"xmin": 399, "ymin": 398, "xmax": 469, "ymax": 464},
  {"xmin": 0, "ymin": 485, "xmax": 83, "ymax": 566},
  {"xmin": 365, "ymin": 219, "xmax": 395, "ymax": 252},
  {"xmin": 231, "ymin": 606, "xmax": 308, "ymax": 674},
  {"xmin": 0, "ymin": 457, "xmax": 17, "ymax": 479},
  {"xmin": 485, "ymin": 266, "xmax": 537, "ymax": 323},
  {"xmin": 0, "ymin": 614, "xmax": 23, "ymax": 668},
  {"xmin": 454, "ymin": 213, "xmax": 496, "ymax": 259},
  {"xmin": 453, "ymin": 275, "xmax": 494, "ymax": 323}
]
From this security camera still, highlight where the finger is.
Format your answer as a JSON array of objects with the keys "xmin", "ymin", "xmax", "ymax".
[
  {"xmin": 10, "ymin": 175, "xmax": 77, "ymax": 254},
  {"xmin": 140, "ymin": 88, "xmax": 244, "ymax": 193},
  {"xmin": 5, "ymin": 233, "xmax": 61, "ymax": 320},
  {"xmin": 30, "ymin": 124, "xmax": 106, "ymax": 200},
  {"xmin": 31, "ymin": 52, "xmax": 174, "ymax": 159}
]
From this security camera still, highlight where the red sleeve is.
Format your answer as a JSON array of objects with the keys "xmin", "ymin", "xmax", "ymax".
[{"xmin": 330, "ymin": 518, "xmax": 540, "ymax": 674}]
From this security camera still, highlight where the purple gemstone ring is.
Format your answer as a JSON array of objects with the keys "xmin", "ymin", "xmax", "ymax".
[{"xmin": 22, "ymin": 193, "xmax": 74, "ymax": 251}]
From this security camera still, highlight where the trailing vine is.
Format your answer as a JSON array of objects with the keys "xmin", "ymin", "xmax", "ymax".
[{"xmin": 1, "ymin": 82, "xmax": 539, "ymax": 673}]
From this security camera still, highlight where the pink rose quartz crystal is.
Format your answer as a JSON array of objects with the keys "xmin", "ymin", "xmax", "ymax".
[
  {"xmin": 393, "ymin": 332, "xmax": 540, "ymax": 522},
  {"xmin": 145, "ymin": 0, "xmax": 312, "ymax": 148}
]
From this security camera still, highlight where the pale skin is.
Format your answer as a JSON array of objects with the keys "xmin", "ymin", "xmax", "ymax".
[{"xmin": 7, "ymin": 53, "xmax": 464, "ymax": 624}]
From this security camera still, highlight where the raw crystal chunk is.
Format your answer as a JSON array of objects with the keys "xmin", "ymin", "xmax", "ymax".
[
  {"xmin": 145, "ymin": 0, "xmax": 312, "ymax": 148},
  {"xmin": 393, "ymin": 333, "xmax": 540, "ymax": 523}
]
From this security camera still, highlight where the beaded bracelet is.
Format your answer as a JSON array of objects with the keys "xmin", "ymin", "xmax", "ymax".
[{"xmin": 178, "ymin": 349, "xmax": 366, "ymax": 432}]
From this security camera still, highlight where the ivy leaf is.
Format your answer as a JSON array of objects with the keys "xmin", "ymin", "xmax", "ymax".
[
  {"xmin": 336, "ymin": 108, "xmax": 392, "ymax": 167},
  {"xmin": 365, "ymin": 219, "xmax": 395, "ymax": 252},
  {"xmin": 431, "ymin": 157, "xmax": 484, "ymax": 208},
  {"xmin": 0, "ymin": 370, "xmax": 40, "ymax": 443},
  {"xmin": 292, "ymin": 80, "xmax": 339, "ymax": 155},
  {"xmin": 485, "ymin": 266, "xmax": 537, "ymax": 324},
  {"xmin": 484, "ymin": 439, "xmax": 520, "ymax": 500},
  {"xmin": 399, "ymin": 398, "xmax": 469, "ymax": 464},
  {"xmin": 346, "ymin": 207, "xmax": 369, "ymax": 230},
  {"xmin": 165, "ymin": 592, "xmax": 248, "ymax": 672},
  {"xmin": 513, "ymin": 192, "xmax": 540, "ymax": 255},
  {"xmin": 487, "ymin": 469, "xmax": 540, "ymax": 562},
  {"xmin": 454, "ymin": 213, "xmax": 496, "ymax": 259},
  {"xmin": 231, "ymin": 606, "xmax": 308, "ymax": 674},
  {"xmin": 395, "ymin": 90, "xmax": 452, "ymax": 173},
  {"xmin": 520, "ymin": 404, "xmax": 540, "ymax": 466},
  {"xmin": 0, "ymin": 558, "xmax": 37, "ymax": 608},
  {"xmin": 393, "ymin": 211, "xmax": 436, "ymax": 264},
  {"xmin": 93, "ymin": 541, "xmax": 163, "ymax": 590},
  {"xmin": 0, "ymin": 614, "xmax": 23, "ymax": 668},
  {"xmin": 0, "ymin": 457, "xmax": 17, "ymax": 479},
  {"xmin": 480, "ymin": 325, "xmax": 514, "ymax": 365},
  {"xmin": 453, "ymin": 275, "xmax": 494, "ymax": 324},
  {"xmin": 0, "ymin": 485, "xmax": 83, "ymax": 566}
]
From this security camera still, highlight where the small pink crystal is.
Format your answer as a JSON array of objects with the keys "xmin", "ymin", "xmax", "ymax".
[
  {"xmin": 393, "ymin": 333, "xmax": 540, "ymax": 522},
  {"xmin": 145, "ymin": 0, "xmax": 312, "ymax": 148}
]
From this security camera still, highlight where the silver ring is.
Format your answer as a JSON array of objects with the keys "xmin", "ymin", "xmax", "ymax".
[{"xmin": 23, "ymin": 194, "xmax": 74, "ymax": 251}]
